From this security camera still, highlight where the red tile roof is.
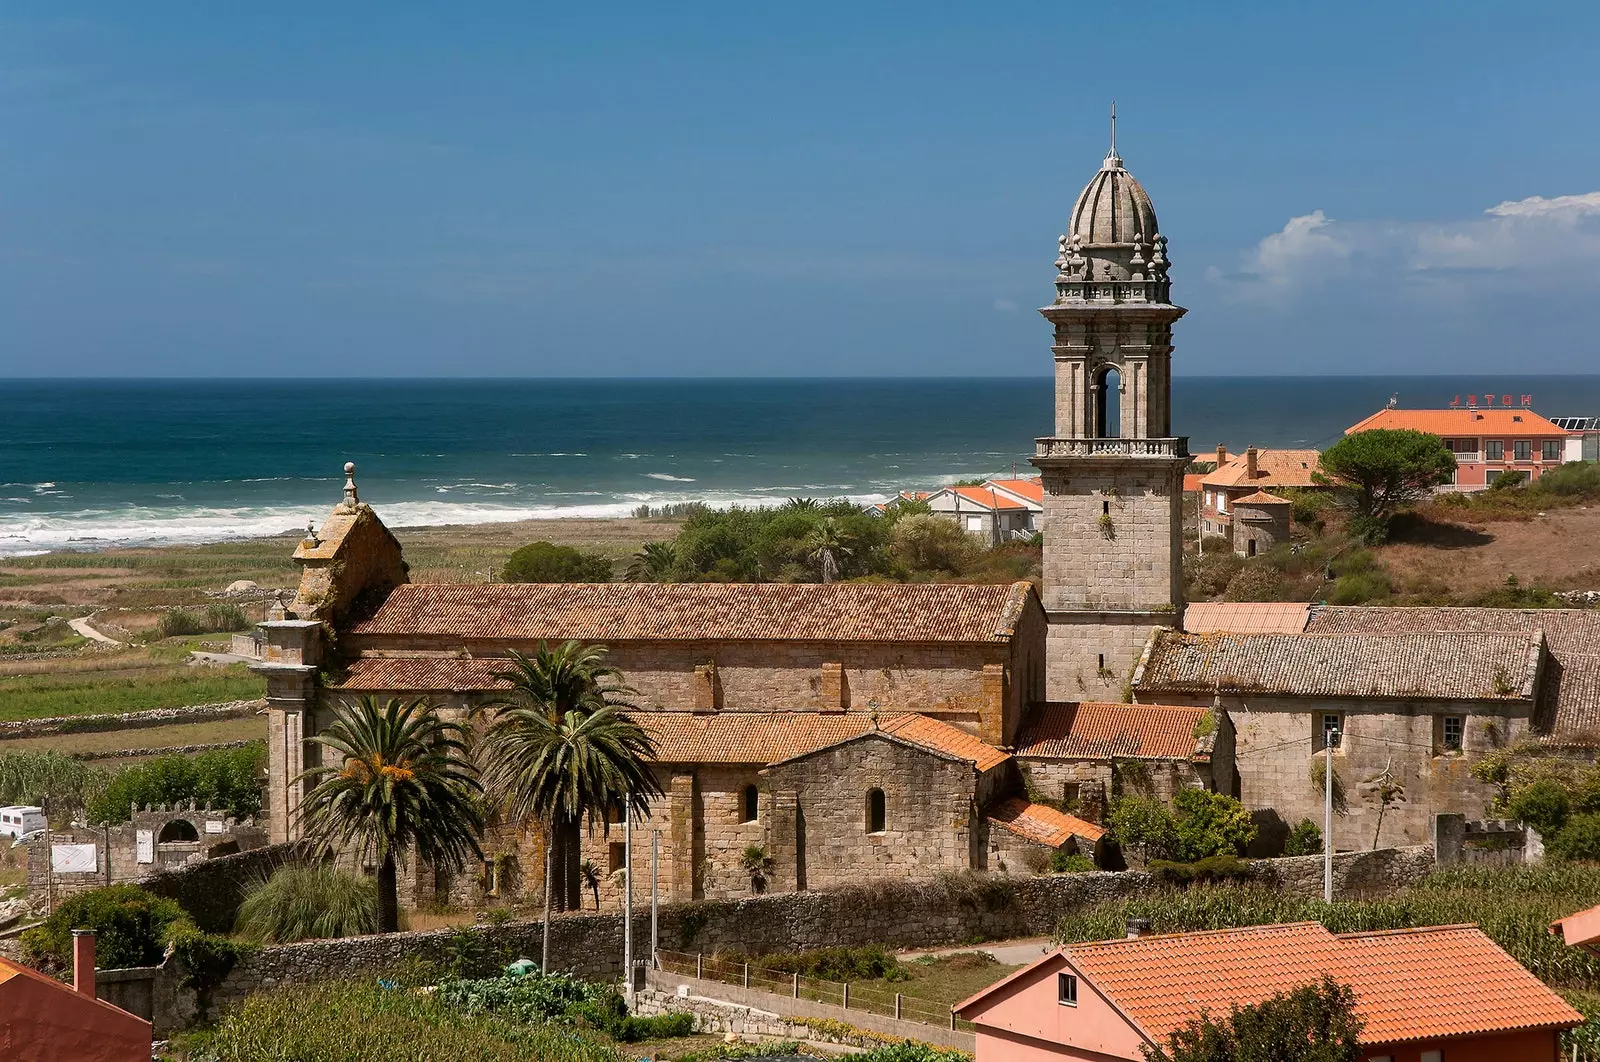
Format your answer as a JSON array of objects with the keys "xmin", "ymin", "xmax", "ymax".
[
  {"xmin": 957, "ymin": 922, "xmax": 1582, "ymax": 1047},
  {"xmin": 1013, "ymin": 702, "xmax": 1206, "ymax": 761},
  {"xmin": 1181, "ymin": 473, "xmax": 1205, "ymax": 494},
  {"xmin": 987, "ymin": 797, "xmax": 1105, "ymax": 846},
  {"xmin": 1232, "ymin": 490, "xmax": 1290, "ymax": 505},
  {"xmin": 1551, "ymin": 902, "xmax": 1600, "ymax": 950},
  {"xmin": 1201, "ymin": 449, "xmax": 1322, "ymax": 490},
  {"xmin": 639, "ymin": 711, "xmax": 878, "ymax": 764},
  {"xmin": 334, "ymin": 657, "xmax": 512, "ymax": 692},
  {"xmin": 1184, "ymin": 601, "xmax": 1312, "ymax": 634},
  {"xmin": 1135, "ymin": 630, "xmax": 1540, "ymax": 701},
  {"xmin": 1347, "ymin": 407, "xmax": 1571, "ymax": 438},
  {"xmin": 878, "ymin": 713, "xmax": 1011, "ymax": 771},
  {"xmin": 942, "ymin": 485, "xmax": 1031, "ymax": 510},
  {"xmin": 347, "ymin": 581, "xmax": 1035, "ymax": 644},
  {"xmin": 985, "ymin": 478, "xmax": 1044, "ymax": 505},
  {"xmin": 1306, "ymin": 606, "xmax": 1600, "ymax": 735}
]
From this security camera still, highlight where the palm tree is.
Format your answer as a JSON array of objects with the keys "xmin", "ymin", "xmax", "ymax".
[
  {"xmin": 805, "ymin": 516, "xmax": 854, "ymax": 583},
  {"xmin": 579, "ymin": 860, "xmax": 602, "ymax": 910},
  {"xmin": 625, "ymin": 541, "xmax": 677, "ymax": 582},
  {"xmin": 297, "ymin": 696, "xmax": 484, "ymax": 934},
  {"xmin": 479, "ymin": 642, "xmax": 662, "ymax": 970}
]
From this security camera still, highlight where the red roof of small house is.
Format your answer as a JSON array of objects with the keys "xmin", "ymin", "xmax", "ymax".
[
  {"xmin": 1232, "ymin": 490, "xmax": 1291, "ymax": 506},
  {"xmin": 1346, "ymin": 407, "xmax": 1571, "ymax": 438},
  {"xmin": 985, "ymin": 477, "xmax": 1045, "ymax": 505},
  {"xmin": 1013, "ymin": 702, "xmax": 1207, "ymax": 761},
  {"xmin": 1182, "ymin": 473, "xmax": 1205, "ymax": 493},
  {"xmin": 0, "ymin": 956, "xmax": 152, "ymax": 1062},
  {"xmin": 987, "ymin": 797, "xmax": 1105, "ymax": 846},
  {"xmin": 938, "ymin": 484, "xmax": 1032, "ymax": 510},
  {"xmin": 955, "ymin": 922, "xmax": 1582, "ymax": 1048},
  {"xmin": 1201, "ymin": 449, "xmax": 1322, "ymax": 490},
  {"xmin": 1551, "ymin": 903, "xmax": 1600, "ymax": 951}
]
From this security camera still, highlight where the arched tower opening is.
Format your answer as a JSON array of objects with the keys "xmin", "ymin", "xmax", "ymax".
[{"xmin": 1095, "ymin": 366, "xmax": 1122, "ymax": 439}]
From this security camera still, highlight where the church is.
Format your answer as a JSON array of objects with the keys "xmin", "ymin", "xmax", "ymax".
[{"xmin": 254, "ymin": 131, "xmax": 1595, "ymax": 910}]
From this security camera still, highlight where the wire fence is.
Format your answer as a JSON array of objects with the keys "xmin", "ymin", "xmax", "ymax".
[{"xmin": 656, "ymin": 949, "xmax": 975, "ymax": 1033}]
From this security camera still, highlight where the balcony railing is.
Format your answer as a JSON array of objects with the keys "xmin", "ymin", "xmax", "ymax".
[{"xmin": 1035, "ymin": 437, "xmax": 1189, "ymax": 459}]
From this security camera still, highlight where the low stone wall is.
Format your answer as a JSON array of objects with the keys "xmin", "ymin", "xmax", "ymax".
[
  {"xmin": 143, "ymin": 841, "xmax": 312, "ymax": 934},
  {"xmin": 77, "ymin": 738, "xmax": 261, "ymax": 761},
  {"xmin": 0, "ymin": 699, "xmax": 262, "ymax": 740},
  {"xmin": 633, "ymin": 975, "xmax": 976, "ymax": 1052}
]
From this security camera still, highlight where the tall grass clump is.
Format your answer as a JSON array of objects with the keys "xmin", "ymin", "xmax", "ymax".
[
  {"xmin": 176, "ymin": 979, "xmax": 627, "ymax": 1062},
  {"xmin": 157, "ymin": 603, "xmax": 250, "ymax": 639},
  {"xmin": 235, "ymin": 864, "xmax": 379, "ymax": 944},
  {"xmin": 0, "ymin": 749, "xmax": 107, "ymax": 813}
]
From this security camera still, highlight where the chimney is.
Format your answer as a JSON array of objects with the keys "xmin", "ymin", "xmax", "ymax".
[
  {"xmin": 73, "ymin": 929, "xmax": 95, "ymax": 998},
  {"xmin": 1215, "ymin": 444, "xmax": 1227, "ymax": 468},
  {"xmin": 1246, "ymin": 447, "xmax": 1259, "ymax": 480},
  {"xmin": 1125, "ymin": 918, "xmax": 1152, "ymax": 939}
]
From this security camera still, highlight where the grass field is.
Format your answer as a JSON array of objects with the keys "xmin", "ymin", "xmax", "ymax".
[
  {"xmin": 0, "ymin": 661, "xmax": 262, "ymax": 721},
  {"xmin": 0, "ymin": 714, "xmax": 266, "ymax": 758}
]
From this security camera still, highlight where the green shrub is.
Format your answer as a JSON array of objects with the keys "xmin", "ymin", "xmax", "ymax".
[
  {"xmin": 733, "ymin": 944, "xmax": 903, "ymax": 982},
  {"xmin": 204, "ymin": 603, "xmax": 251, "ymax": 632},
  {"xmin": 84, "ymin": 742, "xmax": 265, "ymax": 825},
  {"xmin": 1172, "ymin": 789, "xmax": 1256, "ymax": 860},
  {"xmin": 20, "ymin": 884, "xmax": 188, "ymax": 974},
  {"xmin": 1550, "ymin": 814, "xmax": 1600, "ymax": 863},
  {"xmin": 1051, "ymin": 850, "xmax": 1097, "ymax": 873},
  {"xmin": 1534, "ymin": 462, "xmax": 1600, "ymax": 498},
  {"xmin": 501, "ymin": 541, "xmax": 614, "ymax": 583},
  {"xmin": 1110, "ymin": 795, "xmax": 1180, "ymax": 862},
  {"xmin": 1283, "ymin": 818, "xmax": 1323, "ymax": 857},
  {"xmin": 608, "ymin": 1013, "xmax": 695, "ymax": 1042},
  {"xmin": 1148, "ymin": 855, "xmax": 1255, "ymax": 887},
  {"xmin": 433, "ymin": 972, "xmax": 695, "ymax": 1044},
  {"xmin": 235, "ymin": 864, "xmax": 379, "ymax": 943},
  {"xmin": 1510, "ymin": 778, "xmax": 1572, "ymax": 838},
  {"xmin": 1329, "ymin": 569, "xmax": 1390, "ymax": 604},
  {"xmin": 1490, "ymin": 469, "xmax": 1528, "ymax": 491},
  {"xmin": 1222, "ymin": 563, "xmax": 1287, "ymax": 602},
  {"xmin": 157, "ymin": 608, "xmax": 207, "ymax": 638}
]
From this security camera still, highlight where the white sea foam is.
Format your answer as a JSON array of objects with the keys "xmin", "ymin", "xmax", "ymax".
[
  {"xmin": 644, "ymin": 473, "xmax": 696, "ymax": 482},
  {"xmin": 0, "ymin": 490, "xmax": 896, "ymax": 557}
]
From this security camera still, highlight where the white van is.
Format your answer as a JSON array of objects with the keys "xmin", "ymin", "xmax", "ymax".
[{"xmin": 0, "ymin": 806, "xmax": 45, "ymax": 839}]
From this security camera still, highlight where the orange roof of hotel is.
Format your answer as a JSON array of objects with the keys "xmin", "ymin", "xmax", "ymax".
[
  {"xmin": 347, "ymin": 581, "xmax": 1034, "ymax": 644},
  {"xmin": 957, "ymin": 922, "xmax": 1582, "ymax": 1047},
  {"xmin": 1347, "ymin": 407, "xmax": 1571, "ymax": 437},
  {"xmin": 1184, "ymin": 601, "xmax": 1312, "ymax": 634},
  {"xmin": 1013, "ymin": 702, "xmax": 1206, "ymax": 761},
  {"xmin": 1201, "ymin": 448, "xmax": 1322, "ymax": 490},
  {"xmin": 987, "ymin": 797, "xmax": 1105, "ymax": 846}
]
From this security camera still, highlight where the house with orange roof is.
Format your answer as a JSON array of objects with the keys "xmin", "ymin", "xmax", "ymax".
[
  {"xmin": 1199, "ymin": 444, "xmax": 1322, "ymax": 545},
  {"xmin": 926, "ymin": 477, "xmax": 1044, "ymax": 543},
  {"xmin": 0, "ymin": 930, "xmax": 152, "ymax": 1062},
  {"xmin": 1346, "ymin": 404, "xmax": 1579, "ymax": 491},
  {"xmin": 954, "ymin": 921, "xmax": 1581, "ymax": 1062}
]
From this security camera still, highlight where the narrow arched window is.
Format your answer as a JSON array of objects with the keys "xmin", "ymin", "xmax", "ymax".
[
  {"xmin": 1096, "ymin": 366, "xmax": 1122, "ymax": 438},
  {"xmin": 742, "ymin": 784, "xmax": 760, "ymax": 823},
  {"xmin": 866, "ymin": 788, "xmax": 886, "ymax": 834}
]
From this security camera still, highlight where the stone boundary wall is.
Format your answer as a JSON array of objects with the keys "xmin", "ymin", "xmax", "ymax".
[
  {"xmin": 633, "ymin": 976, "xmax": 976, "ymax": 1053},
  {"xmin": 199, "ymin": 847, "xmax": 1433, "ymax": 1019},
  {"xmin": 77, "ymin": 738, "xmax": 260, "ymax": 761},
  {"xmin": 0, "ymin": 699, "xmax": 262, "ymax": 740}
]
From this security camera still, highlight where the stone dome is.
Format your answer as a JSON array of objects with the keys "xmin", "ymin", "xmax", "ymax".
[{"xmin": 1068, "ymin": 150, "xmax": 1159, "ymax": 247}]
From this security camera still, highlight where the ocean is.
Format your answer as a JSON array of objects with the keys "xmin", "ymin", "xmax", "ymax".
[{"xmin": 3, "ymin": 376, "xmax": 1599, "ymax": 557}]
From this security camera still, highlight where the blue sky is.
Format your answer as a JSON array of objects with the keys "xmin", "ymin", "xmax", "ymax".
[{"xmin": 3, "ymin": 4, "xmax": 1598, "ymax": 378}]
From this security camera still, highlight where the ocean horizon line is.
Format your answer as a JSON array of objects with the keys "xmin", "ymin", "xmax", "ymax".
[{"xmin": 5, "ymin": 372, "xmax": 1600, "ymax": 384}]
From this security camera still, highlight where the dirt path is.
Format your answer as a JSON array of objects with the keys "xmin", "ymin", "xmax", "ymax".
[{"xmin": 67, "ymin": 615, "xmax": 123, "ymax": 646}]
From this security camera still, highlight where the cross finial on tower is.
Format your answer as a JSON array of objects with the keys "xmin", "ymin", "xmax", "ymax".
[{"xmin": 1110, "ymin": 100, "xmax": 1116, "ymax": 155}]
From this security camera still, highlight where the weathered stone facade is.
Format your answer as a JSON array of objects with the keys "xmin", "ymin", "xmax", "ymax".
[{"xmin": 26, "ymin": 806, "xmax": 267, "ymax": 899}]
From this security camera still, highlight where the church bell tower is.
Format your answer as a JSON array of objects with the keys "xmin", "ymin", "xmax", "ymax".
[{"xmin": 1033, "ymin": 116, "xmax": 1188, "ymax": 699}]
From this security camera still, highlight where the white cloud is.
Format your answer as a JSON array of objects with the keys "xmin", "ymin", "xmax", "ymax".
[
  {"xmin": 992, "ymin": 298, "xmax": 1019, "ymax": 312},
  {"xmin": 1214, "ymin": 190, "xmax": 1600, "ymax": 305}
]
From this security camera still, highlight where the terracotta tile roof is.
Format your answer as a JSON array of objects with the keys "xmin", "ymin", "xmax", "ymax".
[
  {"xmin": 1184, "ymin": 602, "xmax": 1311, "ymax": 634},
  {"xmin": 1134, "ymin": 630, "xmax": 1540, "ymax": 701},
  {"xmin": 1232, "ymin": 490, "xmax": 1290, "ymax": 505},
  {"xmin": 1347, "ymin": 407, "xmax": 1572, "ymax": 438},
  {"xmin": 1307, "ymin": 607, "xmax": 1600, "ymax": 735},
  {"xmin": 987, "ymin": 796, "xmax": 1105, "ymax": 846},
  {"xmin": 1013, "ymin": 702, "xmax": 1207, "ymax": 761},
  {"xmin": 940, "ymin": 485, "xmax": 1031, "ymax": 510},
  {"xmin": 1551, "ymin": 902, "xmax": 1600, "ymax": 950},
  {"xmin": 1181, "ymin": 473, "xmax": 1205, "ymax": 493},
  {"xmin": 985, "ymin": 478, "xmax": 1044, "ymax": 506},
  {"xmin": 1201, "ymin": 449, "xmax": 1322, "ymax": 490},
  {"xmin": 1337, "ymin": 924, "xmax": 1583, "ymax": 1043},
  {"xmin": 878, "ymin": 713, "xmax": 1011, "ymax": 771},
  {"xmin": 956, "ymin": 922, "xmax": 1582, "ymax": 1046},
  {"xmin": 347, "ymin": 581, "xmax": 1034, "ymax": 644}
]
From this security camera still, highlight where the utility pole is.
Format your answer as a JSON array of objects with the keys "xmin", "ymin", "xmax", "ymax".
[
  {"xmin": 1324, "ymin": 727, "xmax": 1340, "ymax": 903},
  {"xmin": 623, "ymin": 794, "xmax": 633, "ymax": 993},
  {"xmin": 651, "ymin": 829, "xmax": 660, "ymax": 970}
]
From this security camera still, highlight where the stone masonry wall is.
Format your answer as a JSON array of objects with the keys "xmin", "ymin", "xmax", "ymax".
[
  {"xmin": 1038, "ymin": 463, "xmax": 1184, "ymax": 616},
  {"xmin": 1156, "ymin": 692, "xmax": 1531, "ymax": 853},
  {"xmin": 184, "ymin": 848, "xmax": 1432, "ymax": 1027},
  {"xmin": 766, "ymin": 735, "xmax": 979, "ymax": 891}
]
